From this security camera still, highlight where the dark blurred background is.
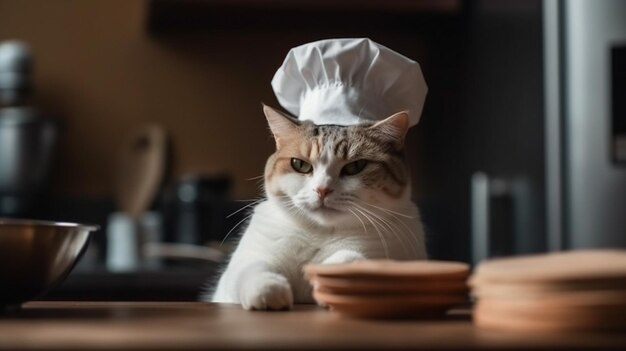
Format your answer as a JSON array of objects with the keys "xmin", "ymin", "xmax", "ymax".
[{"xmin": 0, "ymin": 0, "xmax": 624, "ymax": 300}]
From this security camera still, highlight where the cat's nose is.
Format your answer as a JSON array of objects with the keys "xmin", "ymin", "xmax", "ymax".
[{"xmin": 316, "ymin": 187, "xmax": 334, "ymax": 199}]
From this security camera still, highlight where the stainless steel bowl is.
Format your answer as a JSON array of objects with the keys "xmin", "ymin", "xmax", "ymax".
[{"xmin": 0, "ymin": 219, "xmax": 97, "ymax": 310}]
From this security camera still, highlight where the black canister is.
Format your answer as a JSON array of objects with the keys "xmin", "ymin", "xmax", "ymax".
[
  {"xmin": 0, "ymin": 41, "xmax": 58, "ymax": 216},
  {"xmin": 164, "ymin": 174, "xmax": 232, "ymax": 245}
]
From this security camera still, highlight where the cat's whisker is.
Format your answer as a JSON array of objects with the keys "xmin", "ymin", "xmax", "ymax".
[
  {"xmin": 358, "ymin": 201, "xmax": 415, "ymax": 219},
  {"xmin": 388, "ymin": 215, "xmax": 421, "ymax": 256},
  {"xmin": 247, "ymin": 175, "xmax": 265, "ymax": 181},
  {"xmin": 363, "ymin": 203, "xmax": 421, "ymax": 251},
  {"xmin": 348, "ymin": 208, "xmax": 368, "ymax": 234},
  {"xmin": 351, "ymin": 202, "xmax": 413, "ymax": 258},
  {"xmin": 352, "ymin": 206, "xmax": 389, "ymax": 259},
  {"xmin": 357, "ymin": 105, "xmax": 366, "ymax": 119},
  {"xmin": 350, "ymin": 202, "xmax": 390, "ymax": 235},
  {"xmin": 229, "ymin": 195, "xmax": 291, "ymax": 220},
  {"xmin": 354, "ymin": 202, "xmax": 422, "ymax": 256},
  {"xmin": 226, "ymin": 199, "xmax": 265, "ymax": 218},
  {"xmin": 234, "ymin": 197, "xmax": 264, "ymax": 202},
  {"xmin": 352, "ymin": 198, "xmax": 415, "ymax": 229},
  {"xmin": 220, "ymin": 214, "xmax": 253, "ymax": 247},
  {"xmin": 366, "ymin": 205, "xmax": 422, "ymax": 258},
  {"xmin": 360, "ymin": 203, "xmax": 419, "ymax": 255},
  {"xmin": 279, "ymin": 199, "xmax": 308, "ymax": 219}
]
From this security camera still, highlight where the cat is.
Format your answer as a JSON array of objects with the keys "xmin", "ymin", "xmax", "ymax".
[{"xmin": 208, "ymin": 104, "xmax": 427, "ymax": 310}]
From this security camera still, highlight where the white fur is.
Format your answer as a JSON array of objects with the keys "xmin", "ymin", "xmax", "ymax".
[{"xmin": 210, "ymin": 138, "xmax": 427, "ymax": 310}]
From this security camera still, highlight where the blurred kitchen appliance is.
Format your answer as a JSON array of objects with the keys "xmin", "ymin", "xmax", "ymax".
[
  {"xmin": 464, "ymin": 1, "xmax": 546, "ymax": 265},
  {"xmin": 164, "ymin": 174, "xmax": 232, "ymax": 245},
  {"xmin": 544, "ymin": 0, "xmax": 626, "ymax": 250},
  {"xmin": 613, "ymin": 46, "xmax": 626, "ymax": 165},
  {"xmin": 468, "ymin": 0, "xmax": 626, "ymax": 265},
  {"xmin": 0, "ymin": 41, "xmax": 57, "ymax": 216},
  {"xmin": 106, "ymin": 125, "xmax": 168, "ymax": 271}
]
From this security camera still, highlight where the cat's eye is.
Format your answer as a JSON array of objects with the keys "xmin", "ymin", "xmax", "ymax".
[
  {"xmin": 291, "ymin": 158, "xmax": 313, "ymax": 174},
  {"xmin": 341, "ymin": 159, "xmax": 368, "ymax": 176}
]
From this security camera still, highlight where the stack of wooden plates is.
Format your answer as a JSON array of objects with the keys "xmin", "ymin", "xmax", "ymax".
[
  {"xmin": 304, "ymin": 260, "xmax": 470, "ymax": 319},
  {"xmin": 470, "ymin": 250, "xmax": 626, "ymax": 332}
]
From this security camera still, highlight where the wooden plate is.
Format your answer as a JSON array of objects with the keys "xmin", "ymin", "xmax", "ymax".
[
  {"xmin": 472, "ymin": 279, "xmax": 626, "ymax": 299},
  {"xmin": 305, "ymin": 260, "xmax": 470, "ymax": 280},
  {"xmin": 475, "ymin": 290, "xmax": 626, "ymax": 309},
  {"xmin": 475, "ymin": 298, "xmax": 626, "ymax": 319},
  {"xmin": 470, "ymin": 250, "xmax": 626, "ymax": 286},
  {"xmin": 474, "ymin": 301, "xmax": 626, "ymax": 332},
  {"xmin": 312, "ymin": 276, "xmax": 468, "ymax": 295},
  {"xmin": 313, "ymin": 290, "xmax": 467, "ymax": 319}
]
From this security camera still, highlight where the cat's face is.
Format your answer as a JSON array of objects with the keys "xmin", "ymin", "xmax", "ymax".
[{"xmin": 263, "ymin": 105, "xmax": 411, "ymax": 228}]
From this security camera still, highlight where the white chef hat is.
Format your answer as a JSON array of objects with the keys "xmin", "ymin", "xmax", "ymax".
[{"xmin": 271, "ymin": 38, "xmax": 428, "ymax": 126}]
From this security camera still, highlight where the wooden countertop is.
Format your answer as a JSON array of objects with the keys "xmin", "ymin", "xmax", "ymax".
[{"xmin": 0, "ymin": 302, "xmax": 624, "ymax": 350}]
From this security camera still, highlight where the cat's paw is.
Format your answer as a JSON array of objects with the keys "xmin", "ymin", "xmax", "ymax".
[
  {"xmin": 240, "ymin": 272, "xmax": 293, "ymax": 311},
  {"xmin": 323, "ymin": 249, "xmax": 366, "ymax": 265}
]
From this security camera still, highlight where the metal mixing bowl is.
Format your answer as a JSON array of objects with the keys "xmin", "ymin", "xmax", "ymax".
[{"xmin": 0, "ymin": 219, "xmax": 97, "ymax": 310}]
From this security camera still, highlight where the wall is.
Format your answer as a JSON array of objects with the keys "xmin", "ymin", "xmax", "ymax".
[
  {"xmin": 0, "ymin": 0, "xmax": 441, "ymax": 201},
  {"xmin": 0, "ymin": 0, "xmax": 263, "ymax": 198}
]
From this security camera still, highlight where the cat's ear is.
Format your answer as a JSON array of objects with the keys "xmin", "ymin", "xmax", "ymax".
[
  {"xmin": 369, "ymin": 111, "xmax": 410, "ymax": 148},
  {"xmin": 262, "ymin": 103, "xmax": 300, "ymax": 149}
]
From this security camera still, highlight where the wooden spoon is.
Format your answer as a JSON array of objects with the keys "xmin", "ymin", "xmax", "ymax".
[{"xmin": 114, "ymin": 125, "xmax": 167, "ymax": 218}]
